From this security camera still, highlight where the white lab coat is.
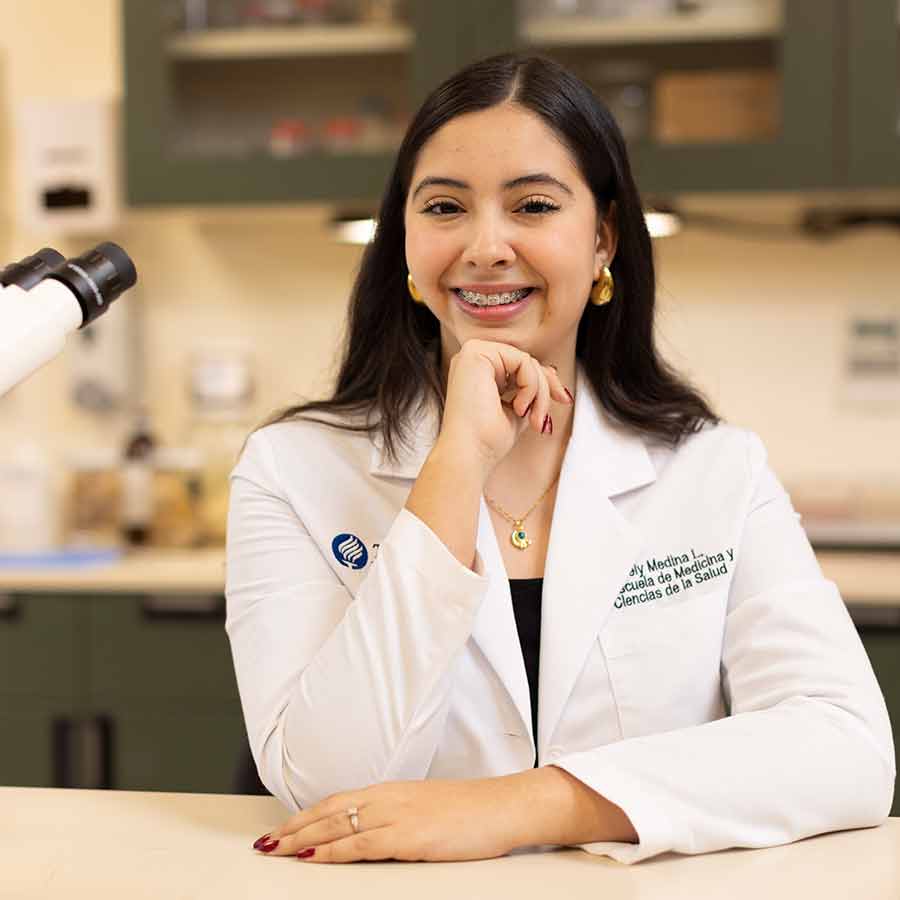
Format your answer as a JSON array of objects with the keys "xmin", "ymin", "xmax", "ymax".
[{"xmin": 225, "ymin": 361, "xmax": 895, "ymax": 864}]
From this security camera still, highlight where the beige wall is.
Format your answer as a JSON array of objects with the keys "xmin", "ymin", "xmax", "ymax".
[
  {"xmin": 0, "ymin": 40, "xmax": 10, "ymax": 254},
  {"xmin": 0, "ymin": 0, "xmax": 128, "ymax": 444},
  {"xmin": 654, "ymin": 221, "xmax": 900, "ymax": 486},
  {"xmin": 1, "ymin": 1, "xmax": 899, "ymax": 495}
]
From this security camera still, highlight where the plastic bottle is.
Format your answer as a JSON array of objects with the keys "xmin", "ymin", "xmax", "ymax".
[{"xmin": 121, "ymin": 411, "xmax": 157, "ymax": 546}]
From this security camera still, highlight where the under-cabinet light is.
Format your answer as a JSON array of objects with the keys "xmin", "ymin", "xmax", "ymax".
[
  {"xmin": 332, "ymin": 216, "xmax": 377, "ymax": 244},
  {"xmin": 644, "ymin": 208, "xmax": 682, "ymax": 238}
]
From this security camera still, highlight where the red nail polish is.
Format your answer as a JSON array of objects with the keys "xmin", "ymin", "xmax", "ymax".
[
  {"xmin": 260, "ymin": 839, "xmax": 280, "ymax": 853},
  {"xmin": 521, "ymin": 399, "xmax": 535, "ymax": 418},
  {"xmin": 564, "ymin": 387, "xmax": 574, "ymax": 404},
  {"xmin": 297, "ymin": 848, "xmax": 316, "ymax": 859},
  {"xmin": 253, "ymin": 833, "xmax": 271, "ymax": 850},
  {"xmin": 542, "ymin": 414, "xmax": 552, "ymax": 435}
]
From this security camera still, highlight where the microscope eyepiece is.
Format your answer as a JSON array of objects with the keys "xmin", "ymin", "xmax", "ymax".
[
  {"xmin": 0, "ymin": 241, "xmax": 138, "ymax": 396},
  {"xmin": 0, "ymin": 247, "xmax": 66, "ymax": 291},
  {"xmin": 45, "ymin": 241, "xmax": 138, "ymax": 327}
]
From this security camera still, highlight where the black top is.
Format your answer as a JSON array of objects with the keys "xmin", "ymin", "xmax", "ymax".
[{"xmin": 509, "ymin": 577, "xmax": 543, "ymax": 767}]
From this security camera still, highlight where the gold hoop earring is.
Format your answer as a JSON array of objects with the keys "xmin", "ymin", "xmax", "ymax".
[
  {"xmin": 407, "ymin": 273, "xmax": 425, "ymax": 303},
  {"xmin": 590, "ymin": 265, "xmax": 614, "ymax": 305}
]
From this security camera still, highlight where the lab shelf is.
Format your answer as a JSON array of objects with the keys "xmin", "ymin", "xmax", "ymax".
[
  {"xmin": 166, "ymin": 22, "xmax": 413, "ymax": 60},
  {"xmin": 521, "ymin": 0, "xmax": 782, "ymax": 47}
]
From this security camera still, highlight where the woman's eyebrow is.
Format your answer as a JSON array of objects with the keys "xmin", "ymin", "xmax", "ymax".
[{"xmin": 411, "ymin": 173, "xmax": 574, "ymax": 201}]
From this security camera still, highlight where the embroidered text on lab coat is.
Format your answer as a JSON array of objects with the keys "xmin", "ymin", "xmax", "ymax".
[{"xmin": 616, "ymin": 546, "xmax": 735, "ymax": 609}]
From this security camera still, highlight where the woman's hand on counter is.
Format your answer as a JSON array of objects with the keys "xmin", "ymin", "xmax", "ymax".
[{"xmin": 252, "ymin": 774, "xmax": 534, "ymax": 863}]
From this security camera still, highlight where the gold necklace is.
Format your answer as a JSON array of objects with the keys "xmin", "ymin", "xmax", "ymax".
[{"xmin": 484, "ymin": 473, "xmax": 560, "ymax": 551}]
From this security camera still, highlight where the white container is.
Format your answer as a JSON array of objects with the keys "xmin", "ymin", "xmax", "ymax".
[{"xmin": 0, "ymin": 439, "xmax": 60, "ymax": 553}]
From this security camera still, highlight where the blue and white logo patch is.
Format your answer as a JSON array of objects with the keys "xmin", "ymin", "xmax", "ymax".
[{"xmin": 332, "ymin": 533, "xmax": 368, "ymax": 570}]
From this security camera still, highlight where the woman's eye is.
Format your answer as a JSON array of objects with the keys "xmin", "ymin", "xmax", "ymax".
[
  {"xmin": 421, "ymin": 201, "xmax": 461, "ymax": 216},
  {"xmin": 420, "ymin": 197, "xmax": 560, "ymax": 216},
  {"xmin": 517, "ymin": 197, "xmax": 560, "ymax": 214}
]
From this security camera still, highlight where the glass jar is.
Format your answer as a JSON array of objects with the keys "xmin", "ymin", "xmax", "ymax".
[
  {"xmin": 65, "ymin": 448, "xmax": 122, "ymax": 549},
  {"xmin": 186, "ymin": 411, "xmax": 251, "ymax": 546},
  {"xmin": 184, "ymin": 344, "xmax": 255, "ymax": 546},
  {"xmin": 150, "ymin": 448, "xmax": 204, "ymax": 548}
]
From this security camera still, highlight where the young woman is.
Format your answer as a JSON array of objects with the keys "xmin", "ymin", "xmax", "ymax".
[{"xmin": 226, "ymin": 52, "xmax": 895, "ymax": 865}]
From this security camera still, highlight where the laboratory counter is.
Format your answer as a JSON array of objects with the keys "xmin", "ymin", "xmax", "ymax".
[{"xmin": 1, "ymin": 787, "xmax": 898, "ymax": 899}]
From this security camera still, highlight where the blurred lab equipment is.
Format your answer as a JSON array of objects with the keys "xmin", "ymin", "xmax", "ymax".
[
  {"xmin": 150, "ymin": 448, "xmax": 205, "ymax": 548},
  {"xmin": 0, "ymin": 243, "xmax": 138, "ymax": 397},
  {"xmin": 120, "ymin": 411, "xmax": 158, "ymax": 547},
  {"xmin": 184, "ymin": 346, "xmax": 255, "ymax": 546},
  {"xmin": 15, "ymin": 98, "xmax": 120, "ymax": 234},
  {"xmin": 65, "ymin": 448, "xmax": 122, "ymax": 549}
]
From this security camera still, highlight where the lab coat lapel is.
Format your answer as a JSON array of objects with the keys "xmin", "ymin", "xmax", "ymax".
[
  {"xmin": 537, "ymin": 364, "xmax": 656, "ymax": 757},
  {"xmin": 369, "ymin": 362, "xmax": 657, "ymax": 753},
  {"xmin": 369, "ymin": 394, "xmax": 534, "ymax": 740}
]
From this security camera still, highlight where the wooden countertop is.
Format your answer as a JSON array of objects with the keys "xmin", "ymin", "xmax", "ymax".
[
  {"xmin": 0, "ymin": 547, "xmax": 227, "ymax": 594},
  {"xmin": 0, "ymin": 548, "xmax": 896, "ymax": 607},
  {"xmin": 1, "ymin": 788, "xmax": 897, "ymax": 899}
]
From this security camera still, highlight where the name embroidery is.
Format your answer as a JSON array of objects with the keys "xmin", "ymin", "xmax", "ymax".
[{"xmin": 615, "ymin": 546, "xmax": 734, "ymax": 609}]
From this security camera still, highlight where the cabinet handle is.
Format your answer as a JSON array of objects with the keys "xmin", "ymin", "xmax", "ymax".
[
  {"xmin": 139, "ymin": 594, "xmax": 225, "ymax": 621},
  {"xmin": 51, "ymin": 716, "xmax": 75, "ymax": 787},
  {"xmin": 51, "ymin": 715, "xmax": 114, "ymax": 788},
  {"xmin": 0, "ymin": 592, "xmax": 22, "ymax": 622},
  {"xmin": 85, "ymin": 715, "xmax": 114, "ymax": 789}
]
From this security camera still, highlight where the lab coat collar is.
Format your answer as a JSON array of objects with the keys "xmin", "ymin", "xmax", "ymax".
[
  {"xmin": 368, "ymin": 360, "xmax": 656, "ymax": 498},
  {"xmin": 369, "ymin": 360, "xmax": 657, "ymax": 757}
]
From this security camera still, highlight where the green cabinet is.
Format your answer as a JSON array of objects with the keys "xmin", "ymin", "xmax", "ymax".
[
  {"xmin": 125, "ymin": 0, "xmax": 900, "ymax": 201},
  {"xmin": 0, "ymin": 592, "xmax": 248, "ymax": 794},
  {"xmin": 124, "ymin": 3, "xmax": 401, "ymax": 204},
  {"xmin": 857, "ymin": 625, "xmax": 900, "ymax": 817},
  {"xmin": 106, "ymin": 706, "xmax": 246, "ymax": 793},
  {"xmin": 509, "ymin": 0, "xmax": 840, "ymax": 193},
  {"xmin": 123, "ymin": 0, "xmax": 464, "ymax": 205},
  {"xmin": 88, "ymin": 595, "xmax": 237, "ymax": 705},
  {"xmin": 0, "ymin": 594, "xmax": 84, "ymax": 700},
  {"xmin": 0, "ymin": 594, "xmax": 83, "ymax": 787},
  {"xmin": 847, "ymin": 0, "xmax": 900, "ymax": 186},
  {"xmin": 87, "ymin": 594, "xmax": 245, "ymax": 792},
  {"xmin": 0, "ymin": 696, "xmax": 75, "ymax": 788}
]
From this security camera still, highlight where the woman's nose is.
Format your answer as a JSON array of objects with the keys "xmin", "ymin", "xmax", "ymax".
[{"xmin": 461, "ymin": 215, "xmax": 515, "ymax": 268}]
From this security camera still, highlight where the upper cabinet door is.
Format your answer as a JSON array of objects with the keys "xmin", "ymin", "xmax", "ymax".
[
  {"xmin": 125, "ymin": 1, "xmax": 876, "ymax": 203},
  {"xmin": 847, "ymin": 0, "xmax": 900, "ymax": 187},
  {"xmin": 124, "ymin": 0, "xmax": 425, "ymax": 205},
  {"xmin": 491, "ymin": 0, "xmax": 840, "ymax": 193}
]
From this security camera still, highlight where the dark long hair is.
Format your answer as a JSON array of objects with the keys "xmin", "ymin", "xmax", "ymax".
[{"xmin": 260, "ymin": 52, "xmax": 720, "ymax": 464}]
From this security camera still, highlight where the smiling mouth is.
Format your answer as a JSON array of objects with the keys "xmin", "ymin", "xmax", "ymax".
[{"xmin": 453, "ymin": 287, "xmax": 535, "ymax": 307}]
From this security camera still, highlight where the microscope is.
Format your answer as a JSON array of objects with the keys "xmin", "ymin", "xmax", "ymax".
[{"xmin": 0, "ymin": 242, "xmax": 137, "ymax": 396}]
